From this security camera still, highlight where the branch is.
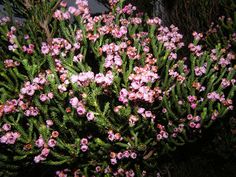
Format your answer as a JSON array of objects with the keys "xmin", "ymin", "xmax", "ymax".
[{"xmin": 39, "ymin": 0, "xmax": 62, "ymax": 44}]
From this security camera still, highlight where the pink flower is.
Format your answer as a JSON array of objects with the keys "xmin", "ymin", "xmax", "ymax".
[
  {"xmin": 114, "ymin": 106, "xmax": 122, "ymax": 113},
  {"xmin": 86, "ymin": 112, "xmax": 95, "ymax": 121},
  {"xmin": 194, "ymin": 66, "xmax": 206, "ymax": 76},
  {"xmin": 34, "ymin": 155, "xmax": 44, "ymax": 163},
  {"xmin": 126, "ymin": 169, "xmax": 135, "ymax": 177},
  {"xmin": 114, "ymin": 55, "xmax": 122, "ymax": 66},
  {"xmin": 187, "ymin": 95, "xmax": 197, "ymax": 103},
  {"xmin": 58, "ymin": 84, "xmax": 67, "ymax": 92},
  {"xmin": 137, "ymin": 107, "xmax": 145, "ymax": 114},
  {"xmin": 145, "ymin": 111, "xmax": 152, "ymax": 117},
  {"xmin": 108, "ymin": 133, "xmax": 115, "ymax": 141},
  {"xmin": 96, "ymin": 166, "xmax": 101, "ymax": 172},
  {"xmin": 40, "ymin": 94, "xmax": 48, "ymax": 102},
  {"xmin": 195, "ymin": 123, "xmax": 201, "ymax": 129},
  {"xmin": 41, "ymin": 148, "xmax": 50, "ymax": 157},
  {"xmin": 219, "ymin": 57, "xmax": 230, "ymax": 67},
  {"xmin": 189, "ymin": 122, "xmax": 196, "ymax": 128},
  {"xmin": 24, "ymin": 107, "xmax": 39, "ymax": 117},
  {"xmin": 51, "ymin": 131, "xmax": 59, "ymax": 138},
  {"xmin": 221, "ymin": 78, "xmax": 231, "ymax": 88},
  {"xmin": 26, "ymin": 86, "xmax": 35, "ymax": 96},
  {"xmin": 46, "ymin": 119, "xmax": 53, "ymax": 127},
  {"xmin": 41, "ymin": 43, "xmax": 50, "ymax": 54},
  {"xmin": 70, "ymin": 97, "xmax": 79, "ymax": 108},
  {"xmin": 35, "ymin": 136, "xmax": 45, "ymax": 148},
  {"xmin": 192, "ymin": 31, "xmax": 203, "ymax": 41},
  {"xmin": 53, "ymin": 10, "xmax": 63, "ymax": 20},
  {"xmin": 68, "ymin": 6, "xmax": 77, "ymax": 14},
  {"xmin": 161, "ymin": 131, "xmax": 168, "ymax": 139},
  {"xmin": 207, "ymin": 92, "xmax": 220, "ymax": 101},
  {"xmin": 187, "ymin": 114, "xmax": 193, "ymax": 120},
  {"xmin": 129, "ymin": 115, "xmax": 138, "ymax": 127},
  {"xmin": 47, "ymin": 92, "xmax": 54, "ymax": 99},
  {"xmin": 119, "ymin": 88, "xmax": 129, "ymax": 104},
  {"xmin": 193, "ymin": 116, "xmax": 201, "ymax": 122},
  {"xmin": 80, "ymin": 138, "xmax": 88, "ymax": 145},
  {"xmin": 77, "ymin": 105, "xmax": 86, "ymax": 115},
  {"xmin": 191, "ymin": 103, "xmax": 197, "ymax": 109},
  {"xmin": 62, "ymin": 12, "xmax": 71, "ymax": 20},
  {"xmin": 130, "ymin": 152, "xmax": 137, "ymax": 159},
  {"xmin": 123, "ymin": 150, "xmax": 130, "ymax": 158},
  {"xmin": 80, "ymin": 145, "xmax": 88, "ymax": 152},
  {"xmin": 60, "ymin": 1, "xmax": 67, "ymax": 7},
  {"xmin": 48, "ymin": 139, "xmax": 57, "ymax": 148},
  {"xmin": 0, "ymin": 132, "xmax": 20, "ymax": 144},
  {"xmin": 2, "ymin": 123, "xmax": 11, "ymax": 131},
  {"xmin": 117, "ymin": 152, "xmax": 123, "ymax": 159},
  {"xmin": 156, "ymin": 134, "xmax": 162, "ymax": 141},
  {"xmin": 110, "ymin": 158, "xmax": 117, "ymax": 165},
  {"xmin": 162, "ymin": 108, "xmax": 167, "ymax": 113}
]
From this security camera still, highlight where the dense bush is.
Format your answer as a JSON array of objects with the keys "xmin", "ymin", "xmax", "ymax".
[{"xmin": 0, "ymin": 0, "xmax": 235, "ymax": 176}]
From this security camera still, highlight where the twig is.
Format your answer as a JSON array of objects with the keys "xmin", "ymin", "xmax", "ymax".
[{"xmin": 39, "ymin": 0, "xmax": 62, "ymax": 44}]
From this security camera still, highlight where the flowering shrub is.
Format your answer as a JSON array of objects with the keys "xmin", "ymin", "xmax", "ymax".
[
  {"xmin": 0, "ymin": 0, "xmax": 236, "ymax": 176},
  {"xmin": 205, "ymin": 13, "xmax": 236, "ymax": 50}
]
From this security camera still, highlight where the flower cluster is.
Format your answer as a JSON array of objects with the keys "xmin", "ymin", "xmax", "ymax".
[{"xmin": 0, "ymin": 123, "xmax": 20, "ymax": 144}]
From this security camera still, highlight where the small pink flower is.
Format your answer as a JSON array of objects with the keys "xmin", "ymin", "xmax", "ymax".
[
  {"xmin": 68, "ymin": 6, "xmax": 77, "ymax": 14},
  {"xmin": 41, "ymin": 148, "xmax": 50, "ymax": 157},
  {"xmin": 26, "ymin": 87, "xmax": 35, "ymax": 96},
  {"xmin": 221, "ymin": 78, "xmax": 230, "ymax": 88},
  {"xmin": 48, "ymin": 139, "xmax": 57, "ymax": 148},
  {"xmin": 80, "ymin": 138, "xmax": 88, "ymax": 145},
  {"xmin": 192, "ymin": 116, "xmax": 200, "ymax": 122},
  {"xmin": 40, "ymin": 94, "xmax": 48, "ymax": 102},
  {"xmin": 0, "ymin": 132, "xmax": 20, "ymax": 144},
  {"xmin": 46, "ymin": 120, "xmax": 53, "ymax": 127},
  {"xmin": 62, "ymin": 12, "xmax": 71, "ymax": 20},
  {"xmin": 2, "ymin": 123, "xmax": 11, "ymax": 131},
  {"xmin": 80, "ymin": 145, "xmax": 88, "ymax": 152},
  {"xmin": 123, "ymin": 150, "xmax": 130, "ymax": 158},
  {"xmin": 162, "ymin": 108, "xmax": 167, "ymax": 113},
  {"xmin": 189, "ymin": 122, "xmax": 196, "ymax": 128},
  {"xmin": 70, "ymin": 97, "xmax": 79, "ymax": 108},
  {"xmin": 110, "ymin": 158, "xmax": 117, "ymax": 165},
  {"xmin": 130, "ymin": 152, "xmax": 137, "ymax": 159},
  {"xmin": 137, "ymin": 107, "xmax": 145, "ymax": 114},
  {"xmin": 195, "ymin": 123, "xmax": 201, "ymax": 129},
  {"xmin": 156, "ymin": 134, "xmax": 162, "ymax": 141},
  {"xmin": 51, "ymin": 131, "xmax": 59, "ymax": 138},
  {"xmin": 117, "ymin": 152, "xmax": 123, "ymax": 159},
  {"xmin": 60, "ymin": 1, "xmax": 67, "ymax": 7},
  {"xmin": 41, "ymin": 43, "xmax": 50, "ymax": 54},
  {"xmin": 47, "ymin": 92, "xmax": 54, "ymax": 99},
  {"xmin": 187, "ymin": 114, "xmax": 193, "ymax": 120},
  {"xmin": 86, "ymin": 112, "xmax": 95, "ymax": 121},
  {"xmin": 95, "ymin": 166, "xmax": 101, "ymax": 172},
  {"xmin": 35, "ymin": 136, "xmax": 45, "ymax": 148},
  {"xmin": 191, "ymin": 103, "xmax": 197, "ymax": 109},
  {"xmin": 114, "ymin": 106, "xmax": 122, "ymax": 113},
  {"xmin": 34, "ymin": 155, "xmax": 44, "ymax": 163},
  {"xmin": 76, "ymin": 105, "xmax": 86, "ymax": 115},
  {"xmin": 192, "ymin": 31, "xmax": 203, "ymax": 41},
  {"xmin": 108, "ymin": 133, "xmax": 115, "ymax": 141},
  {"xmin": 145, "ymin": 111, "xmax": 152, "ymax": 117},
  {"xmin": 187, "ymin": 95, "xmax": 197, "ymax": 103},
  {"xmin": 161, "ymin": 131, "xmax": 169, "ymax": 138},
  {"xmin": 207, "ymin": 92, "xmax": 220, "ymax": 101}
]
